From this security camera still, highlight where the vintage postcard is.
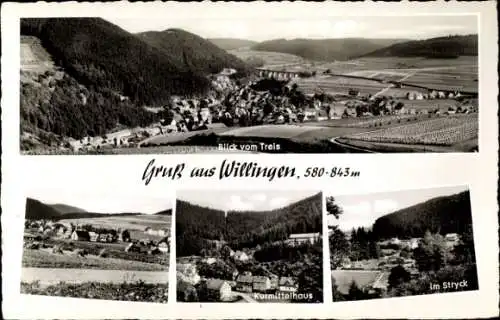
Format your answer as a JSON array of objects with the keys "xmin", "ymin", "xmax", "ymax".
[{"xmin": 1, "ymin": 1, "xmax": 499, "ymax": 319}]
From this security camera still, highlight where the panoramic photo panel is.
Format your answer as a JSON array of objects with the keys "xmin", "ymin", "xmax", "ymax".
[
  {"xmin": 327, "ymin": 186, "xmax": 478, "ymax": 302},
  {"xmin": 20, "ymin": 12, "xmax": 478, "ymax": 154},
  {"xmin": 20, "ymin": 191, "xmax": 172, "ymax": 303},
  {"xmin": 175, "ymin": 190, "xmax": 323, "ymax": 303}
]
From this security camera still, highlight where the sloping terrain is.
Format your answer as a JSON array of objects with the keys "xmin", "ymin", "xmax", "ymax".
[
  {"xmin": 252, "ymin": 38, "xmax": 407, "ymax": 61},
  {"xmin": 372, "ymin": 190, "xmax": 473, "ymax": 239},
  {"xmin": 20, "ymin": 18, "xmax": 250, "ymax": 149},
  {"xmin": 176, "ymin": 192, "xmax": 322, "ymax": 256},
  {"xmin": 208, "ymin": 38, "xmax": 258, "ymax": 50},
  {"xmin": 137, "ymin": 29, "xmax": 251, "ymax": 75},
  {"xmin": 362, "ymin": 35, "xmax": 478, "ymax": 58}
]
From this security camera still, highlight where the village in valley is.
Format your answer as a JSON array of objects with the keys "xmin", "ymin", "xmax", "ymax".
[
  {"xmin": 327, "ymin": 187, "xmax": 478, "ymax": 301},
  {"xmin": 20, "ymin": 16, "xmax": 479, "ymax": 154},
  {"xmin": 175, "ymin": 191, "xmax": 323, "ymax": 303},
  {"xmin": 21, "ymin": 196, "xmax": 172, "ymax": 303}
]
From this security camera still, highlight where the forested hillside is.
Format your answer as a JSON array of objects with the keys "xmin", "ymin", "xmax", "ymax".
[
  {"xmin": 20, "ymin": 18, "xmax": 250, "ymax": 145},
  {"xmin": 252, "ymin": 38, "xmax": 406, "ymax": 61},
  {"xmin": 372, "ymin": 190, "xmax": 472, "ymax": 239},
  {"xmin": 137, "ymin": 29, "xmax": 251, "ymax": 75},
  {"xmin": 21, "ymin": 18, "xmax": 212, "ymax": 105},
  {"xmin": 362, "ymin": 35, "xmax": 478, "ymax": 58},
  {"xmin": 25, "ymin": 198, "xmax": 65, "ymax": 220},
  {"xmin": 226, "ymin": 192, "xmax": 323, "ymax": 248},
  {"xmin": 176, "ymin": 192, "xmax": 322, "ymax": 256}
]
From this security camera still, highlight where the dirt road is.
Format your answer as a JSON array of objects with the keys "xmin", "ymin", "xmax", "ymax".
[{"xmin": 21, "ymin": 267, "xmax": 168, "ymax": 285}]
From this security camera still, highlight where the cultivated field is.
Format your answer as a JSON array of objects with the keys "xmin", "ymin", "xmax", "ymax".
[
  {"xmin": 331, "ymin": 270, "xmax": 384, "ymax": 295},
  {"xmin": 229, "ymin": 48, "xmax": 307, "ymax": 69},
  {"xmin": 62, "ymin": 215, "xmax": 170, "ymax": 233},
  {"xmin": 275, "ymin": 56, "xmax": 477, "ymax": 95},
  {"xmin": 219, "ymin": 124, "xmax": 325, "ymax": 138},
  {"xmin": 293, "ymin": 75, "xmax": 387, "ymax": 96},
  {"xmin": 316, "ymin": 56, "xmax": 478, "ymax": 75},
  {"xmin": 309, "ymin": 115, "xmax": 431, "ymax": 129},
  {"xmin": 22, "ymin": 247, "xmax": 168, "ymax": 271},
  {"xmin": 344, "ymin": 114, "xmax": 478, "ymax": 147},
  {"xmin": 403, "ymin": 71, "xmax": 478, "ymax": 93}
]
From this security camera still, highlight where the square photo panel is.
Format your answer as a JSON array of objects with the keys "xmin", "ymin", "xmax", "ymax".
[
  {"xmin": 20, "ymin": 191, "xmax": 172, "ymax": 303},
  {"xmin": 327, "ymin": 185, "xmax": 478, "ymax": 301},
  {"xmin": 176, "ymin": 190, "xmax": 324, "ymax": 303}
]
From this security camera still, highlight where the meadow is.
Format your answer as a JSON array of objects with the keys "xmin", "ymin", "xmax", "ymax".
[
  {"xmin": 331, "ymin": 270, "xmax": 384, "ymax": 295},
  {"xmin": 24, "ymin": 237, "xmax": 169, "ymax": 266}
]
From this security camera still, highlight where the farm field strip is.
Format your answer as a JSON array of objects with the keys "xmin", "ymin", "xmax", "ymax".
[
  {"xmin": 139, "ymin": 129, "xmax": 224, "ymax": 146},
  {"xmin": 345, "ymin": 115, "xmax": 478, "ymax": 146},
  {"xmin": 219, "ymin": 124, "xmax": 325, "ymax": 138},
  {"xmin": 61, "ymin": 217, "xmax": 170, "ymax": 231},
  {"xmin": 22, "ymin": 249, "xmax": 168, "ymax": 271},
  {"xmin": 317, "ymin": 115, "xmax": 430, "ymax": 129},
  {"xmin": 22, "ymin": 267, "xmax": 168, "ymax": 285}
]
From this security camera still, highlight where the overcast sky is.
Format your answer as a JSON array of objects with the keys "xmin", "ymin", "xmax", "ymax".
[
  {"xmin": 177, "ymin": 190, "xmax": 319, "ymax": 212},
  {"xmin": 27, "ymin": 189, "xmax": 172, "ymax": 214},
  {"xmin": 327, "ymin": 185, "xmax": 469, "ymax": 231},
  {"xmin": 105, "ymin": 14, "xmax": 477, "ymax": 41}
]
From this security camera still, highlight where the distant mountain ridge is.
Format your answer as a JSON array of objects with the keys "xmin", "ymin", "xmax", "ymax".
[
  {"xmin": 25, "ymin": 197, "xmax": 169, "ymax": 220},
  {"xmin": 208, "ymin": 38, "xmax": 258, "ymax": 50},
  {"xmin": 251, "ymin": 38, "xmax": 409, "ymax": 61},
  {"xmin": 362, "ymin": 34, "xmax": 478, "ymax": 58},
  {"xmin": 372, "ymin": 190, "xmax": 473, "ymax": 239}
]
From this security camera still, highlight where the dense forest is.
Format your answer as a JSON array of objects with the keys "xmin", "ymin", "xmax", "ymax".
[
  {"xmin": 372, "ymin": 190, "xmax": 473, "ymax": 239},
  {"xmin": 25, "ymin": 198, "xmax": 65, "ymax": 220},
  {"xmin": 252, "ymin": 38, "xmax": 406, "ymax": 61},
  {"xmin": 176, "ymin": 192, "xmax": 322, "ymax": 256},
  {"xmin": 20, "ymin": 18, "xmax": 251, "ymax": 141},
  {"xmin": 21, "ymin": 18, "xmax": 214, "ymax": 105},
  {"xmin": 137, "ymin": 29, "xmax": 252, "ymax": 76},
  {"xmin": 362, "ymin": 35, "xmax": 478, "ymax": 58}
]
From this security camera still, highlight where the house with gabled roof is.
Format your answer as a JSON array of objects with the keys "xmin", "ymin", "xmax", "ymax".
[
  {"xmin": 205, "ymin": 279, "xmax": 232, "ymax": 301},
  {"xmin": 279, "ymin": 277, "xmax": 298, "ymax": 293}
]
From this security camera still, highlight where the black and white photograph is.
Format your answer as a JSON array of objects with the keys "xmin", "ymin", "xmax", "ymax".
[
  {"xmin": 175, "ymin": 190, "xmax": 323, "ymax": 303},
  {"xmin": 20, "ymin": 14, "xmax": 478, "ymax": 155},
  {"xmin": 20, "ymin": 191, "xmax": 172, "ymax": 303},
  {"xmin": 327, "ymin": 186, "xmax": 478, "ymax": 301}
]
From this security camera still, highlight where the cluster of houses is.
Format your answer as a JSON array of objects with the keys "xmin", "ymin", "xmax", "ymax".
[
  {"xmin": 60, "ymin": 67, "xmax": 479, "ymax": 153},
  {"xmin": 25, "ymin": 219, "xmax": 170, "ymax": 254},
  {"xmin": 177, "ymin": 259, "xmax": 300, "ymax": 302}
]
